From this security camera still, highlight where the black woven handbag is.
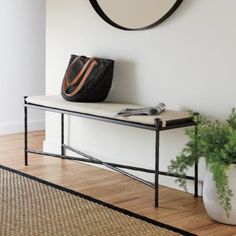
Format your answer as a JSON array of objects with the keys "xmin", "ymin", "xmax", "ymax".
[{"xmin": 61, "ymin": 55, "xmax": 114, "ymax": 102}]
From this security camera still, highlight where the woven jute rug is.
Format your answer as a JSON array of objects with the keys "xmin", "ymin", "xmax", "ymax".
[{"xmin": 0, "ymin": 165, "xmax": 196, "ymax": 236}]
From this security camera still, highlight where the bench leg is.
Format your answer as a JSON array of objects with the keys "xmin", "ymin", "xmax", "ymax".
[
  {"xmin": 194, "ymin": 122, "xmax": 199, "ymax": 197},
  {"xmin": 24, "ymin": 96, "xmax": 28, "ymax": 166},
  {"xmin": 61, "ymin": 113, "xmax": 65, "ymax": 156},
  {"xmin": 154, "ymin": 119, "xmax": 160, "ymax": 207}
]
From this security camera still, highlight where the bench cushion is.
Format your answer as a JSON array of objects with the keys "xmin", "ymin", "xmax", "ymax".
[{"xmin": 26, "ymin": 95, "xmax": 191, "ymax": 127}]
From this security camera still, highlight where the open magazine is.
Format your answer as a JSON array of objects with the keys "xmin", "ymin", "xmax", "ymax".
[{"xmin": 116, "ymin": 103, "xmax": 166, "ymax": 116}]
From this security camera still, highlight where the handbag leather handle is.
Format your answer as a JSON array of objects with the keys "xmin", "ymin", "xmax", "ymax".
[
  {"xmin": 63, "ymin": 57, "xmax": 98, "ymax": 97},
  {"xmin": 65, "ymin": 57, "xmax": 96, "ymax": 88},
  {"xmin": 64, "ymin": 56, "xmax": 82, "ymax": 88}
]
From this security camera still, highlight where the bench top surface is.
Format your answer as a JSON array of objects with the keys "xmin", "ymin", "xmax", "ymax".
[{"xmin": 26, "ymin": 95, "xmax": 192, "ymax": 127}]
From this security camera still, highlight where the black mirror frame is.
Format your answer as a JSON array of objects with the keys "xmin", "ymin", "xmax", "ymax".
[{"xmin": 89, "ymin": 0, "xmax": 183, "ymax": 31}]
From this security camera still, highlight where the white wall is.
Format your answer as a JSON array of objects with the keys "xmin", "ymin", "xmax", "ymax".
[
  {"xmin": 0, "ymin": 0, "xmax": 45, "ymax": 135},
  {"xmin": 45, "ymin": 0, "xmax": 236, "ymax": 193}
]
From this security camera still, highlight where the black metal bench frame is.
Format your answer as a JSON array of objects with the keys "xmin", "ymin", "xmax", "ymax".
[{"xmin": 24, "ymin": 96, "xmax": 199, "ymax": 207}]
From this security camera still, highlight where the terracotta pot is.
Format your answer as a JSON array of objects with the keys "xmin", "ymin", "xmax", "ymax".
[{"xmin": 203, "ymin": 164, "xmax": 236, "ymax": 225}]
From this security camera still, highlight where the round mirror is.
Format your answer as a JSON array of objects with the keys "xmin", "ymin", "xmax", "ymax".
[{"xmin": 89, "ymin": 0, "xmax": 183, "ymax": 30}]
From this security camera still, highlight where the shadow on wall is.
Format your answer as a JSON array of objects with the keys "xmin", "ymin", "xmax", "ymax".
[{"xmin": 108, "ymin": 60, "xmax": 139, "ymax": 104}]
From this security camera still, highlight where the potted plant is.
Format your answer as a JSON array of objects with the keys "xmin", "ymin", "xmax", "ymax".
[{"xmin": 168, "ymin": 108, "xmax": 236, "ymax": 224}]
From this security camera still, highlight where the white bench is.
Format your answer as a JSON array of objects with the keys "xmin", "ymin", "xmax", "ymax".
[{"xmin": 24, "ymin": 95, "xmax": 199, "ymax": 207}]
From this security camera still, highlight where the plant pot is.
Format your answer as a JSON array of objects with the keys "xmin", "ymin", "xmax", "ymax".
[{"xmin": 203, "ymin": 164, "xmax": 236, "ymax": 225}]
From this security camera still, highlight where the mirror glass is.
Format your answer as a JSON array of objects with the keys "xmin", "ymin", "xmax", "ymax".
[{"xmin": 90, "ymin": 0, "xmax": 183, "ymax": 30}]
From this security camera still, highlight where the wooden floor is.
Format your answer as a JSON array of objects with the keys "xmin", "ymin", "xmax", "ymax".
[{"xmin": 0, "ymin": 131, "xmax": 236, "ymax": 236}]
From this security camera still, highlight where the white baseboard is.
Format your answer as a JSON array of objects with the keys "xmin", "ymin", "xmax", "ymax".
[
  {"xmin": 0, "ymin": 119, "xmax": 45, "ymax": 135},
  {"xmin": 43, "ymin": 139, "xmax": 61, "ymax": 154}
]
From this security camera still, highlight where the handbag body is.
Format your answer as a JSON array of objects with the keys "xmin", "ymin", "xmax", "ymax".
[{"xmin": 61, "ymin": 55, "xmax": 114, "ymax": 102}]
